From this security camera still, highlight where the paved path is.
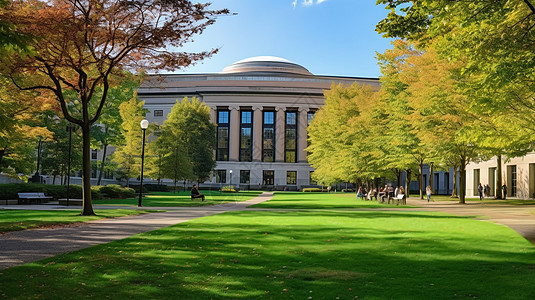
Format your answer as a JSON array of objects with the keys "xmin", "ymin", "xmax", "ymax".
[
  {"xmin": 405, "ymin": 197, "xmax": 535, "ymax": 243},
  {"xmin": 0, "ymin": 193, "xmax": 273, "ymax": 270}
]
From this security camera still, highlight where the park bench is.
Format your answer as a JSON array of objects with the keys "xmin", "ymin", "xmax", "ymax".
[{"xmin": 17, "ymin": 192, "xmax": 54, "ymax": 204}]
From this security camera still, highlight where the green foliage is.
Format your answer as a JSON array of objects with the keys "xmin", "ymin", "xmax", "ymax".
[
  {"xmin": 221, "ymin": 186, "xmax": 238, "ymax": 192},
  {"xmin": 112, "ymin": 95, "xmax": 148, "ymax": 185},
  {"xmin": 152, "ymin": 97, "xmax": 216, "ymax": 183},
  {"xmin": 96, "ymin": 184, "xmax": 136, "ymax": 199},
  {"xmin": 0, "ymin": 183, "xmax": 102, "ymax": 200},
  {"xmin": 302, "ymin": 188, "xmax": 323, "ymax": 192}
]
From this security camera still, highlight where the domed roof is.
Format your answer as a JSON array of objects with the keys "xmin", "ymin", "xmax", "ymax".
[{"xmin": 221, "ymin": 56, "xmax": 312, "ymax": 75}]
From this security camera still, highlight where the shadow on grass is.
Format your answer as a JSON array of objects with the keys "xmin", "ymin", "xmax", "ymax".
[{"xmin": 1, "ymin": 210, "xmax": 534, "ymax": 299}]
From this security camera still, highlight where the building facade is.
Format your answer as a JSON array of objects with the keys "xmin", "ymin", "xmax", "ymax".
[
  {"xmin": 466, "ymin": 154, "xmax": 535, "ymax": 199},
  {"xmin": 137, "ymin": 56, "xmax": 380, "ymax": 189}
]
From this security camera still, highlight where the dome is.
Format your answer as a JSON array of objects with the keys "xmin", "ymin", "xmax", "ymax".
[{"xmin": 221, "ymin": 56, "xmax": 312, "ymax": 75}]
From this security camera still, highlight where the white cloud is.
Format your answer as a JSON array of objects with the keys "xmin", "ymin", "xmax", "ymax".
[{"xmin": 295, "ymin": 0, "xmax": 327, "ymax": 8}]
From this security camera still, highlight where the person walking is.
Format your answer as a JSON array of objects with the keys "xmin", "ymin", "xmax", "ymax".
[
  {"xmin": 502, "ymin": 184, "xmax": 507, "ymax": 200},
  {"xmin": 426, "ymin": 185, "xmax": 432, "ymax": 202},
  {"xmin": 478, "ymin": 183, "xmax": 484, "ymax": 200}
]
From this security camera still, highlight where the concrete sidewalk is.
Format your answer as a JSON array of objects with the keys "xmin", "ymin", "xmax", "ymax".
[
  {"xmin": 405, "ymin": 197, "xmax": 535, "ymax": 244},
  {"xmin": 0, "ymin": 192, "xmax": 273, "ymax": 270}
]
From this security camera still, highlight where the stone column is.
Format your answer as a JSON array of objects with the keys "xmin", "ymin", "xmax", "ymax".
[
  {"xmin": 209, "ymin": 106, "xmax": 217, "ymax": 124},
  {"xmin": 275, "ymin": 106, "xmax": 286, "ymax": 162},
  {"xmin": 298, "ymin": 107, "xmax": 309, "ymax": 163},
  {"xmin": 229, "ymin": 105, "xmax": 240, "ymax": 162},
  {"xmin": 209, "ymin": 106, "xmax": 217, "ymax": 160},
  {"xmin": 252, "ymin": 105, "xmax": 263, "ymax": 162}
]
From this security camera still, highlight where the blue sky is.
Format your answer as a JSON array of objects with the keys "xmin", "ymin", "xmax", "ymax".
[{"xmin": 177, "ymin": 0, "xmax": 394, "ymax": 78}]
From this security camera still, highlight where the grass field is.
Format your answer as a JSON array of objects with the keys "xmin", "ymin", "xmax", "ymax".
[
  {"xmin": 93, "ymin": 190, "xmax": 263, "ymax": 207},
  {"xmin": 1, "ymin": 192, "xmax": 534, "ymax": 299},
  {"xmin": 0, "ymin": 209, "xmax": 156, "ymax": 233},
  {"xmin": 251, "ymin": 192, "xmax": 414, "ymax": 209}
]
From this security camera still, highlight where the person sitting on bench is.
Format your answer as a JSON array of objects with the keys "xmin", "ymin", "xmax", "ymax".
[{"xmin": 191, "ymin": 184, "xmax": 205, "ymax": 201}]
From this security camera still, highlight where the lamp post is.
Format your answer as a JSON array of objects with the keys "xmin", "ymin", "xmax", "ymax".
[
  {"xmin": 229, "ymin": 170, "xmax": 233, "ymax": 189},
  {"xmin": 66, "ymin": 125, "xmax": 75, "ymax": 206},
  {"xmin": 138, "ymin": 119, "xmax": 149, "ymax": 207}
]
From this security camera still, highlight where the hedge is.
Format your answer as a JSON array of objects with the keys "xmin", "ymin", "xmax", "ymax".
[{"xmin": 0, "ymin": 183, "xmax": 102, "ymax": 200}]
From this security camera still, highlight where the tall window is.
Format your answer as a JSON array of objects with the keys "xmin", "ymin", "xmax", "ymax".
[
  {"xmin": 285, "ymin": 111, "xmax": 297, "ymax": 163},
  {"xmin": 262, "ymin": 111, "xmax": 275, "ymax": 162},
  {"xmin": 217, "ymin": 110, "xmax": 229, "ymax": 161},
  {"xmin": 240, "ymin": 170, "xmax": 250, "ymax": 184},
  {"xmin": 240, "ymin": 110, "xmax": 253, "ymax": 161},
  {"xmin": 263, "ymin": 170, "xmax": 274, "ymax": 185},
  {"xmin": 287, "ymin": 171, "xmax": 297, "ymax": 185},
  {"xmin": 91, "ymin": 149, "xmax": 98, "ymax": 160},
  {"xmin": 511, "ymin": 165, "xmax": 517, "ymax": 197},
  {"xmin": 216, "ymin": 170, "xmax": 226, "ymax": 183},
  {"xmin": 154, "ymin": 110, "xmax": 164, "ymax": 117}
]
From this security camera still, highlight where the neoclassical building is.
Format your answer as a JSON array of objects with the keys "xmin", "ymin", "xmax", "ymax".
[{"xmin": 137, "ymin": 56, "xmax": 380, "ymax": 189}]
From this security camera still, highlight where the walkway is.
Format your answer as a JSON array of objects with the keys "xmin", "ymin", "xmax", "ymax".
[
  {"xmin": 405, "ymin": 197, "xmax": 535, "ymax": 244},
  {"xmin": 0, "ymin": 192, "xmax": 273, "ymax": 270}
]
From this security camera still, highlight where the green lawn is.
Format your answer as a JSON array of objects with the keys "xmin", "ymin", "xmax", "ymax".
[
  {"xmin": 417, "ymin": 194, "xmax": 535, "ymax": 205},
  {"xmin": 2, "ymin": 193, "xmax": 534, "ymax": 299},
  {"xmin": 251, "ymin": 192, "xmax": 413, "ymax": 209},
  {"xmin": 0, "ymin": 209, "xmax": 155, "ymax": 233},
  {"xmin": 93, "ymin": 190, "xmax": 263, "ymax": 207}
]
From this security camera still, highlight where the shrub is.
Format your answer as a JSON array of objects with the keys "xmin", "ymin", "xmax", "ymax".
[
  {"xmin": 99, "ymin": 184, "xmax": 136, "ymax": 199},
  {"xmin": 221, "ymin": 186, "xmax": 239, "ymax": 192},
  {"xmin": 303, "ymin": 188, "xmax": 322, "ymax": 192},
  {"xmin": 0, "ymin": 183, "xmax": 102, "ymax": 200}
]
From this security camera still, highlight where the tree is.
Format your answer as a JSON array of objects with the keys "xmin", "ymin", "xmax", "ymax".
[
  {"xmin": 112, "ymin": 96, "xmax": 148, "ymax": 187},
  {"xmin": 307, "ymin": 83, "xmax": 377, "ymax": 186},
  {"xmin": 3, "ymin": 0, "xmax": 229, "ymax": 215},
  {"xmin": 91, "ymin": 74, "xmax": 141, "ymax": 185},
  {"xmin": 0, "ymin": 75, "xmax": 55, "ymax": 176},
  {"xmin": 153, "ymin": 97, "xmax": 216, "ymax": 184}
]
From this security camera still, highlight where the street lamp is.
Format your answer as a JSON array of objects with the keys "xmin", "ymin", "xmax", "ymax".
[
  {"xmin": 138, "ymin": 119, "xmax": 149, "ymax": 207},
  {"xmin": 229, "ymin": 170, "xmax": 233, "ymax": 189}
]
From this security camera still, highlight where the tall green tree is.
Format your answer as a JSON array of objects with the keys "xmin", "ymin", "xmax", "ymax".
[
  {"xmin": 307, "ymin": 83, "xmax": 377, "ymax": 186},
  {"xmin": 91, "ymin": 74, "xmax": 141, "ymax": 185},
  {"xmin": 112, "ymin": 96, "xmax": 148, "ymax": 187},
  {"xmin": 3, "ymin": 0, "xmax": 229, "ymax": 215},
  {"xmin": 153, "ymin": 97, "xmax": 216, "ymax": 184}
]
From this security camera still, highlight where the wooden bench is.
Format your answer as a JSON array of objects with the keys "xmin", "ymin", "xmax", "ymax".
[{"xmin": 17, "ymin": 192, "xmax": 54, "ymax": 204}]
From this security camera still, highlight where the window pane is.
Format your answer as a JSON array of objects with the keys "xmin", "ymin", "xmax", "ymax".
[
  {"xmin": 285, "ymin": 129, "xmax": 296, "ymax": 149},
  {"xmin": 241, "ymin": 128, "xmax": 252, "ymax": 148},
  {"xmin": 285, "ymin": 151, "xmax": 296, "ymax": 163},
  {"xmin": 218, "ymin": 111, "xmax": 229, "ymax": 124},
  {"xmin": 264, "ymin": 111, "xmax": 274, "ymax": 125},
  {"xmin": 287, "ymin": 171, "xmax": 297, "ymax": 185},
  {"xmin": 241, "ymin": 111, "xmax": 252, "ymax": 124},
  {"xmin": 263, "ymin": 149, "xmax": 274, "ymax": 162},
  {"xmin": 217, "ymin": 127, "xmax": 228, "ymax": 148},
  {"xmin": 286, "ymin": 112, "xmax": 296, "ymax": 125},
  {"xmin": 240, "ymin": 170, "xmax": 250, "ymax": 184}
]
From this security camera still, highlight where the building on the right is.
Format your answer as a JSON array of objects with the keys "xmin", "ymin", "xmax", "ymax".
[{"xmin": 465, "ymin": 153, "xmax": 535, "ymax": 199}]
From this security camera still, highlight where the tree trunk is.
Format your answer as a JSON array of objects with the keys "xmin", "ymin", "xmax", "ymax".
[
  {"xmin": 495, "ymin": 155, "xmax": 502, "ymax": 199},
  {"xmin": 459, "ymin": 159, "xmax": 467, "ymax": 204},
  {"xmin": 396, "ymin": 169, "xmax": 401, "ymax": 188},
  {"xmin": 81, "ymin": 124, "xmax": 95, "ymax": 216},
  {"xmin": 405, "ymin": 169, "xmax": 412, "ymax": 198},
  {"xmin": 451, "ymin": 167, "xmax": 458, "ymax": 198},
  {"xmin": 419, "ymin": 163, "xmax": 424, "ymax": 199},
  {"xmin": 0, "ymin": 149, "xmax": 4, "ymax": 170},
  {"xmin": 96, "ymin": 143, "xmax": 108, "ymax": 185}
]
